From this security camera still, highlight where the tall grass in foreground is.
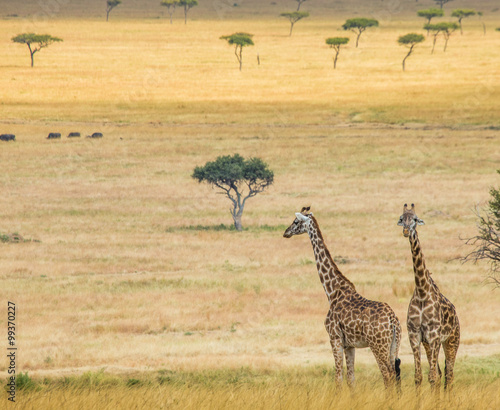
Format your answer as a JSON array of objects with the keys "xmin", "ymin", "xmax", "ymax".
[{"xmin": 4, "ymin": 364, "xmax": 499, "ymax": 409}]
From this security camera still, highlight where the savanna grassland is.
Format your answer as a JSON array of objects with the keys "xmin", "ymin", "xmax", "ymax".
[{"xmin": 0, "ymin": 0, "xmax": 499, "ymax": 408}]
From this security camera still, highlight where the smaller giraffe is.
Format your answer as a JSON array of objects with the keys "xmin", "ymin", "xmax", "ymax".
[
  {"xmin": 284, "ymin": 207, "xmax": 401, "ymax": 391},
  {"xmin": 398, "ymin": 204, "xmax": 460, "ymax": 392}
]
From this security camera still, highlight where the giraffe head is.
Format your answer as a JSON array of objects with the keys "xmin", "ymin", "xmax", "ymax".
[
  {"xmin": 283, "ymin": 206, "xmax": 312, "ymax": 238},
  {"xmin": 397, "ymin": 203, "xmax": 425, "ymax": 237}
]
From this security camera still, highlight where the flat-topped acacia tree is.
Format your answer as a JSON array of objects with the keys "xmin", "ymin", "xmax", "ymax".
[
  {"xmin": 220, "ymin": 32, "xmax": 254, "ymax": 71},
  {"xmin": 325, "ymin": 37, "xmax": 349, "ymax": 69},
  {"xmin": 192, "ymin": 154, "xmax": 274, "ymax": 231},
  {"xmin": 418, "ymin": 8, "xmax": 444, "ymax": 34},
  {"xmin": 342, "ymin": 17, "xmax": 378, "ymax": 47},
  {"xmin": 106, "ymin": 0, "xmax": 121, "ymax": 21},
  {"xmin": 11, "ymin": 33, "xmax": 62, "ymax": 67},
  {"xmin": 179, "ymin": 0, "xmax": 198, "ymax": 24},
  {"xmin": 424, "ymin": 23, "xmax": 441, "ymax": 54},
  {"xmin": 451, "ymin": 9, "xmax": 476, "ymax": 35},
  {"xmin": 425, "ymin": 22, "xmax": 459, "ymax": 52},
  {"xmin": 161, "ymin": 0, "xmax": 179, "ymax": 24},
  {"xmin": 398, "ymin": 33, "xmax": 425, "ymax": 71},
  {"xmin": 477, "ymin": 12, "xmax": 486, "ymax": 35},
  {"xmin": 280, "ymin": 11, "xmax": 310, "ymax": 36}
]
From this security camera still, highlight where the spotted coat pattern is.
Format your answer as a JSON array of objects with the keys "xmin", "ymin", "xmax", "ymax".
[
  {"xmin": 398, "ymin": 204, "xmax": 460, "ymax": 392},
  {"xmin": 284, "ymin": 207, "xmax": 401, "ymax": 390}
]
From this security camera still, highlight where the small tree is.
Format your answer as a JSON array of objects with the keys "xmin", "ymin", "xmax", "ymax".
[
  {"xmin": 477, "ymin": 12, "xmax": 486, "ymax": 35},
  {"xmin": 192, "ymin": 154, "xmax": 274, "ymax": 231},
  {"xmin": 418, "ymin": 8, "xmax": 444, "ymax": 34},
  {"xmin": 106, "ymin": 0, "xmax": 122, "ymax": 21},
  {"xmin": 433, "ymin": 0, "xmax": 453, "ymax": 10},
  {"xmin": 161, "ymin": 0, "xmax": 179, "ymax": 24},
  {"xmin": 462, "ymin": 170, "xmax": 500, "ymax": 288},
  {"xmin": 220, "ymin": 32, "xmax": 254, "ymax": 71},
  {"xmin": 398, "ymin": 33, "xmax": 424, "ymax": 71},
  {"xmin": 11, "ymin": 33, "xmax": 63, "ymax": 67},
  {"xmin": 424, "ymin": 23, "xmax": 441, "ymax": 54},
  {"xmin": 425, "ymin": 22, "xmax": 459, "ymax": 52},
  {"xmin": 296, "ymin": 0, "xmax": 308, "ymax": 11},
  {"xmin": 178, "ymin": 0, "xmax": 198, "ymax": 24},
  {"xmin": 325, "ymin": 37, "xmax": 349, "ymax": 69},
  {"xmin": 280, "ymin": 11, "xmax": 310, "ymax": 37},
  {"xmin": 342, "ymin": 18, "xmax": 379, "ymax": 48},
  {"xmin": 439, "ymin": 22, "xmax": 459, "ymax": 51},
  {"xmin": 451, "ymin": 9, "xmax": 476, "ymax": 35}
]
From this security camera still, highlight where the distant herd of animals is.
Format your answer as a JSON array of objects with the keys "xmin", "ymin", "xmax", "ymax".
[
  {"xmin": 0, "ymin": 132, "xmax": 103, "ymax": 141},
  {"xmin": 283, "ymin": 204, "xmax": 459, "ymax": 395}
]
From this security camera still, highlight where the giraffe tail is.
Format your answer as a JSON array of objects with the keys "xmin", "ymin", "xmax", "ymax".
[
  {"xmin": 390, "ymin": 316, "xmax": 402, "ymax": 394},
  {"xmin": 395, "ymin": 358, "xmax": 401, "ymax": 382}
]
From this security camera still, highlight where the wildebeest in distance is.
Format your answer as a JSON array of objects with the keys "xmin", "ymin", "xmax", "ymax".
[{"xmin": 0, "ymin": 134, "xmax": 16, "ymax": 141}]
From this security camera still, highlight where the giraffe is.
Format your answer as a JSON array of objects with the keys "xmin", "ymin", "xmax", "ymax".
[
  {"xmin": 284, "ymin": 207, "xmax": 401, "ymax": 391},
  {"xmin": 397, "ymin": 203, "xmax": 460, "ymax": 392}
]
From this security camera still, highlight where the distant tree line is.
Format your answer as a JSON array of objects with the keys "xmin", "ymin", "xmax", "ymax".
[{"xmin": 9, "ymin": 0, "xmax": 494, "ymax": 71}]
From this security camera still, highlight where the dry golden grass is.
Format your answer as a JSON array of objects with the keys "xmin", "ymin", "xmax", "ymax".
[
  {"xmin": 0, "ymin": 0, "xmax": 499, "ymax": 408},
  {"xmin": 1, "ymin": 1, "xmax": 499, "ymax": 124},
  {"xmin": 1, "ymin": 364, "xmax": 500, "ymax": 409},
  {"xmin": 1, "ymin": 124, "xmax": 498, "ymax": 376}
]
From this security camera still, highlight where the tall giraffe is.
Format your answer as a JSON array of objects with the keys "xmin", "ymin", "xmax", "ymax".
[
  {"xmin": 397, "ymin": 204, "xmax": 460, "ymax": 392},
  {"xmin": 284, "ymin": 207, "xmax": 401, "ymax": 391}
]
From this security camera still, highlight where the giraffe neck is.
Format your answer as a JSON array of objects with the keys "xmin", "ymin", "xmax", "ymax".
[
  {"xmin": 306, "ymin": 216, "xmax": 355, "ymax": 304},
  {"xmin": 409, "ymin": 229, "xmax": 432, "ymax": 297}
]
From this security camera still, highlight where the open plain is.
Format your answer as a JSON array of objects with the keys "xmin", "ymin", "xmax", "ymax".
[{"xmin": 0, "ymin": 0, "xmax": 499, "ymax": 408}]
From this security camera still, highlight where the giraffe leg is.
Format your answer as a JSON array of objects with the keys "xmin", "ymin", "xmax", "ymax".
[
  {"xmin": 329, "ymin": 337, "xmax": 344, "ymax": 389},
  {"xmin": 408, "ymin": 332, "xmax": 423, "ymax": 390},
  {"xmin": 344, "ymin": 347, "xmax": 355, "ymax": 389},
  {"xmin": 443, "ymin": 325, "xmax": 460, "ymax": 392},
  {"xmin": 372, "ymin": 353, "xmax": 393, "ymax": 390},
  {"xmin": 427, "ymin": 340, "xmax": 441, "ymax": 393},
  {"xmin": 423, "ymin": 341, "xmax": 441, "ymax": 380}
]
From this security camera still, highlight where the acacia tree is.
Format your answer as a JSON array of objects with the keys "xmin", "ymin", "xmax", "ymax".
[
  {"xmin": 161, "ymin": 0, "xmax": 179, "ymax": 24},
  {"xmin": 462, "ymin": 170, "xmax": 500, "ymax": 288},
  {"xmin": 477, "ymin": 11, "xmax": 486, "ymax": 35},
  {"xmin": 11, "ymin": 33, "xmax": 62, "ymax": 67},
  {"xmin": 398, "ymin": 33, "xmax": 424, "ymax": 71},
  {"xmin": 220, "ymin": 32, "xmax": 254, "ymax": 71},
  {"xmin": 296, "ymin": 0, "xmax": 308, "ymax": 11},
  {"xmin": 438, "ymin": 22, "xmax": 459, "ymax": 51},
  {"xmin": 425, "ymin": 22, "xmax": 459, "ymax": 52},
  {"xmin": 451, "ymin": 9, "xmax": 476, "ymax": 35},
  {"xmin": 342, "ymin": 17, "xmax": 379, "ymax": 47},
  {"xmin": 179, "ymin": 0, "xmax": 198, "ymax": 24},
  {"xmin": 424, "ymin": 23, "xmax": 441, "ymax": 54},
  {"xmin": 106, "ymin": 0, "xmax": 122, "ymax": 21},
  {"xmin": 192, "ymin": 154, "xmax": 274, "ymax": 231},
  {"xmin": 417, "ymin": 8, "xmax": 444, "ymax": 34},
  {"xmin": 280, "ymin": 11, "xmax": 309, "ymax": 36},
  {"xmin": 433, "ymin": 0, "xmax": 453, "ymax": 9},
  {"xmin": 325, "ymin": 37, "xmax": 349, "ymax": 69}
]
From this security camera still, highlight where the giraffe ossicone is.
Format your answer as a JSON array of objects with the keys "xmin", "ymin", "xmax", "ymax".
[{"xmin": 284, "ymin": 207, "xmax": 402, "ymax": 392}]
